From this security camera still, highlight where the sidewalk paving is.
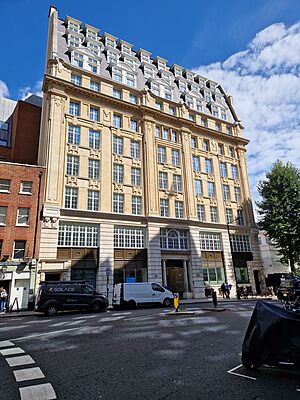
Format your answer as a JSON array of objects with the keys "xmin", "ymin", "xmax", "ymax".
[{"xmin": 0, "ymin": 296, "xmax": 277, "ymax": 319}]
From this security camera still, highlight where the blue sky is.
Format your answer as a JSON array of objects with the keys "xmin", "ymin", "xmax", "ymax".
[{"xmin": 0, "ymin": 0, "xmax": 300, "ymax": 209}]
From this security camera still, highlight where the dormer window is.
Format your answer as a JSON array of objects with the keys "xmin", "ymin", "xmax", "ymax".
[
  {"xmin": 186, "ymin": 96, "xmax": 193, "ymax": 108},
  {"xmin": 144, "ymin": 66, "xmax": 154, "ymax": 79},
  {"xmin": 88, "ymin": 57, "xmax": 98, "ymax": 73},
  {"xmin": 106, "ymin": 37, "xmax": 116, "ymax": 48},
  {"xmin": 86, "ymin": 30, "xmax": 98, "ymax": 41},
  {"xmin": 152, "ymin": 83, "xmax": 160, "ymax": 96},
  {"xmin": 68, "ymin": 21, "xmax": 80, "ymax": 33},
  {"xmin": 126, "ymin": 73, "xmax": 135, "ymax": 87},
  {"xmin": 185, "ymin": 71, "xmax": 194, "ymax": 81},
  {"xmin": 121, "ymin": 45, "xmax": 131, "ymax": 55},
  {"xmin": 68, "ymin": 34, "xmax": 81, "ymax": 48},
  {"xmin": 111, "ymin": 66, "xmax": 136, "ymax": 87},
  {"xmin": 112, "ymin": 67, "xmax": 122, "ymax": 82},
  {"xmin": 141, "ymin": 53, "xmax": 150, "ymax": 63},
  {"xmin": 161, "ymin": 71, "xmax": 172, "ymax": 83},
  {"xmin": 124, "ymin": 57, "xmax": 135, "ymax": 67},
  {"xmin": 87, "ymin": 42, "xmax": 100, "ymax": 56},
  {"xmin": 221, "ymin": 109, "xmax": 227, "ymax": 120},
  {"xmin": 215, "ymin": 94, "xmax": 222, "ymax": 102},
  {"xmin": 174, "ymin": 68, "xmax": 182, "ymax": 77},
  {"xmin": 72, "ymin": 52, "xmax": 84, "ymax": 68},
  {"xmin": 212, "ymin": 106, "xmax": 219, "ymax": 117},
  {"xmin": 158, "ymin": 61, "xmax": 166, "ymax": 70},
  {"xmin": 190, "ymin": 83, "xmax": 198, "ymax": 92},
  {"xmin": 179, "ymin": 82, "xmax": 186, "ymax": 93},
  {"xmin": 164, "ymin": 88, "xmax": 172, "ymax": 100},
  {"xmin": 107, "ymin": 50, "xmax": 118, "ymax": 64},
  {"xmin": 196, "ymin": 100, "xmax": 202, "ymax": 112}
]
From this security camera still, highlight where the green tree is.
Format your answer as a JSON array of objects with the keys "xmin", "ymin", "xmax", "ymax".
[{"xmin": 256, "ymin": 160, "xmax": 300, "ymax": 272}]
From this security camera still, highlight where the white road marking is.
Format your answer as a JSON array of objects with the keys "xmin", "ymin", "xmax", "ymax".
[
  {"xmin": 111, "ymin": 312, "xmax": 132, "ymax": 316},
  {"xmin": 124, "ymin": 315, "xmax": 154, "ymax": 322},
  {"xmin": 19, "ymin": 383, "xmax": 56, "ymax": 400},
  {"xmin": 227, "ymin": 364, "xmax": 257, "ymax": 381},
  {"xmin": 14, "ymin": 367, "xmax": 45, "ymax": 382},
  {"xmin": 26, "ymin": 320, "xmax": 52, "ymax": 324},
  {"xmin": 0, "ymin": 347, "xmax": 25, "ymax": 356},
  {"xmin": 68, "ymin": 320, "xmax": 86, "ymax": 326},
  {"xmin": 99, "ymin": 316, "xmax": 125, "ymax": 322},
  {"xmin": 49, "ymin": 321, "xmax": 68, "ymax": 327},
  {"xmin": 6, "ymin": 355, "xmax": 35, "ymax": 367},
  {"xmin": 73, "ymin": 314, "xmax": 100, "ymax": 320},
  {"xmin": 0, "ymin": 340, "xmax": 14, "ymax": 348},
  {"xmin": 296, "ymin": 389, "xmax": 300, "ymax": 392},
  {"xmin": 11, "ymin": 327, "xmax": 87, "ymax": 342}
]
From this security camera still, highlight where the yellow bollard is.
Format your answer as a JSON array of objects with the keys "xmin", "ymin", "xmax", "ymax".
[{"xmin": 174, "ymin": 293, "xmax": 179, "ymax": 312}]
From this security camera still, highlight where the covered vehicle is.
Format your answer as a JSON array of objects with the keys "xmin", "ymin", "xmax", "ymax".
[
  {"xmin": 277, "ymin": 278, "xmax": 300, "ymax": 301},
  {"xmin": 242, "ymin": 301, "xmax": 300, "ymax": 370}
]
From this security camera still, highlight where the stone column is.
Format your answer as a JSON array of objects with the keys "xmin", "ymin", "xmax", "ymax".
[
  {"xmin": 162, "ymin": 260, "xmax": 167, "ymax": 286},
  {"xmin": 183, "ymin": 260, "xmax": 189, "ymax": 292}
]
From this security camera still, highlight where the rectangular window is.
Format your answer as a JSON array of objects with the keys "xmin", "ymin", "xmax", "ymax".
[
  {"xmin": 171, "ymin": 149, "xmax": 180, "ymax": 167},
  {"xmin": 131, "ymin": 167, "xmax": 141, "ymax": 186},
  {"xmin": 220, "ymin": 162, "xmax": 227, "ymax": 178},
  {"xmin": 163, "ymin": 128, "xmax": 169, "ymax": 140},
  {"xmin": 155, "ymin": 126, "xmax": 161, "ymax": 138},
  {"xmin": 126, "ymin": 73, "xmax": 135, "ymax": 87},
  {"xmin": 71, "ymin": 74, "xmax": 81, "ymax": 86},
  {"xmin": 160, "ymin": 199, "xmax": 169, "ymax": 217},
  {"xmin": 207, "ymin": 182, "xmax": 215, "ymax": 198},
  {"xmin": 113, "ymin": 88, "xmax": 121, "ymax": 99},
  {"xmin": 68, "ymin": 125, "xmax": 80, "ymax": 145},
  {"xmin": 192, "ymin": 155, "xmax": 200, "ymax": 172},
  {"xmin": 66, "ymin": 155, "xmax": 79, "ymax": 176},
  {"xmin": 171, "ymin": 131, "xmax": 177, "ymax": 142},
  {"xmin": 58, "ymin": 223, "xmax": 98, "ymax": 247},
  {"xmin": 112, "ymin": 67, "xmax": 122, "ymax": 82},
  {"xmin": 113, "ymin": 136, "xmax": 123, "ymax": 155},
  {"xmin": 130, "ymin": 120, "xmax": 138, "ymax": 132},
  {"xmin": 17, "ymin": 208, "xmax": 30, "ymax": 226},
  {"xmin": 231, "ymin": 165, "xmax": 238, "ymax": 180},
  {"xmin": 227, "ymin": 127, "xmax": 233, "ymax": 135},
  {"xmin": 0, "ymin": 120, "xmax": 10, "ymax": 147},
  {"xmin": 175, "ymin": 201, "xmax": 184, "ymax": 218},
  {"xmin": 231, "ymin": 235, "xmax": 251, "ymax": 252},
  {"xmin": 89, "ymin": 130, "xmax": 100, "ymax": 149},
  {"xmin": 173, "ymin": 175, "xmax": 182, "ymax": 192},
  {"xmin": 218, "ymin": 144, "xmax": 224, "ymax": 155},
  {"xmin": 201, "ymin": 118, "xmax": 207, "ymax": 127},
  {"xmin": 132, "ymin": 196, "xmax": 142, "ymax": 215},
  {"xmin": 169, "ymin": 107, "xmax": 175, "ymax": 116},
  {"xmin": 226, "ymin": 208, "xmax": 233, "ymax": 224},
  {"xmin": 113, "ymin": 193, "xmax": 124, "ymax": 213},
  {"xmin": 203, "ymin": 140, "xmax": 209, "ymax": 151},
  {"xmin": 69, "ymin": 101, "xmax": 80, "ymax": 116},
  {"xmin": 157, "ymin": 146, "xmax": 166, "ymax": 164},
  {"xmin": 13, "ymin": 240, "xmax": 26, "ymax": 259},
  {"xmin": 189, "ymin": 114, "xmax": 195, "ymax": 122},
  {"xmin": 199, "ymin": 233, "xmax": 221, "ymax": 251},
  {"xmin": 0, "ymin": 179, "xmax": 10, "ymax": 192},
  {"xmin": 160, "ymin": 229, "xmax": 189, "ymax": 250},
  {"xmin": 237, "ymin": 209, "xmax": 244, "ymax": 225},
  {"xmin": 191, "ymin": 137, "xmax": 197, "ymax": 148},
  {"xmin": 195, "ymin": 179, "xmax": 203, "ymax": 196},
  {"xmin": 223, "ymin": 184, "xmax": 230, "ymax": 201},
  {"xmin": 197, "ymin": 204, "xmax": 205, "ymax": 222},
  {"xmin": 20, "ymin": 181, "xmax": 32, "ymax": 194},
  {"xmin": 205, "ymin": 159, "xmax": 213, "ymax": 174},
  {"xmin": 90, "ymin": 81, "xmax": 100, "ymax": 92},
  {"xmin": 159, "ymin": 172, "xmax": 168, "ymax": 190},
  {"xmin": 87, "ymin": 190, "xmax": 99, "ymax": 211},
  {"xmin": 113, "ymin": 114, "xmax": 122, "ymax": 128},
  {"xmin": 90, "ymin": 107, "xmax": 99, "ymax": 122},
  {"xmin": 113, "ymin": 164, "xmax": 124, "ymax": 184},
  {"xmin": 229, "ymin": 147, "xmax": 235, "ymax": 158},
  {"xmin": 113, "ymin": 226, "xmax": 145, "ymax": 248},
  {"xmin": 221, "ymin": 109, "xmax": 227, "ymax": 120},
  {"xmin": 165, "ymin": 88, "xmax": 172, "ymax": 100},
  {"xmin": 65, "ymin": 187, "xmax": 78, "ymax": 209},
  {"xmin": 196, "ymin": 100, "xmax": 202, "ymax": 111},
  {"xmin": 215, "ymin": 123, "xmax": 221, "ymax": 132},
  {"xmin": 0, "ymin": 207, "xmax": 7, "ymax": 225},
  {"xmin": 88, "ymin": 159, "xmax": 100, "ymax": 179},
  {"xmin": 234, "ymin": 186, "xmax": 241, "ymax": 202},
  {"xmin": 210, "ymin": 206, "xmax": 218, "ymax": 223},
  {"xmin": 129, "ymin": 94, "xmax": 137, "ymax": 104},
  {"xmin": 156, "ymin": 102, "xmax": 162, "ymax": 110},
  {"xmin": 130, "ymin": 140, "xmax": 140, "ymax": 159}
]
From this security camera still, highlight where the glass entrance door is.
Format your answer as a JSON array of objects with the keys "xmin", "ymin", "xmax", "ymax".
[{"xmin": 166, "ymin": 260, "xmax": 184, "ymax": 297}]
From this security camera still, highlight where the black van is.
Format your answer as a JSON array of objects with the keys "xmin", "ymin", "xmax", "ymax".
[{"xmin": 35, "ymin": 281, "xmax": 109, "ymax": 316}]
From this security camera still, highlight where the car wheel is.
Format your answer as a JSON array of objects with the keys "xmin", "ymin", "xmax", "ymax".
[
  {"xmin": 45, "ymin": 305, "xmax": 57, "ymax": 317},
  {"xmin": 128, "ymin": 300, "xmax": 136, "ymax": 309},
  {"xmin": 92, "ymin": 302, "xmax": 103, "ymax": 313},
  {"xmin": 163, "ymin": 298, "xmax": 172, "ymax": 307}
]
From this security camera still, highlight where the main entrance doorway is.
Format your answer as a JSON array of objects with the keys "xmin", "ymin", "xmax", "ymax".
[{"xmin": 166, "ymin": 260, "xmax": 184, "ymax": 298}]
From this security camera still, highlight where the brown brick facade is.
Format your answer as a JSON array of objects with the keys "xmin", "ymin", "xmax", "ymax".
[{"xmin": 0, "ymin": 163, "xmax": 45, "ymax": 261}]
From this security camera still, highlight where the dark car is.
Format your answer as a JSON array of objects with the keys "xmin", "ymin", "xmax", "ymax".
[
  {"xmin": 35, "ymin": 281, "xmax": 109, "ymax": 316},
  {"xmin": 277, "ymin": 278, "xmax": 300, "ymax": 301}
]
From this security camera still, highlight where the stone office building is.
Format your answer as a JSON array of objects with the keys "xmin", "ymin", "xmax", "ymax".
[{"xmin": 37, "ymin": 6, "xmax": 263, "ymax": 298}]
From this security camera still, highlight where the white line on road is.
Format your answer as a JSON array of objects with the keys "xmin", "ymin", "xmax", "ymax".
[
  {"xmin": 0, "ymin": 347, "xmax": 25, "ymax": 356},
  {"xmin": 14, "ymin": 367, "xmax": 45, "ymax": 382},
  {"xmin": 0, "ymin": 340, "xmax": 14, "ymax": 348},
  {"xmin": 6, "ymin": 355, "xmax": 35, "ymax": 367},
  {"xmin": 227, "ymin": 364, "xmax": 257, "ymax": 381},
  {"xmin": 19, "ymin": 383, "xmax": 56, "ymax": 400},
  {"xmin": 10, "ymin": 327, "xmax": 87, "ymax": 342},
  {"xmin": 124, "ymin": 315, "xmax": 154, "ymax": 321}
]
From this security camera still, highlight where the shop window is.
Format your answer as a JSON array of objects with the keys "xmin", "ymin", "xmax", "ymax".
[
  {"xmin": 202, "ymin": 251, "xmax": 225, "ymax": 284},
  {"xmin": 235, "ymin": 267, "xmax": 249, "ymax": 284}
]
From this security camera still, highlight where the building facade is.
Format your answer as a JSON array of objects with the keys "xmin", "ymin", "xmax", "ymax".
[
  {"xmin": 37, "ymin": 6, "xmax": 263, "ymax": 299},
  {"xmin": 0, "ymin": 97, "xmax": 45, "ymax": 309}
]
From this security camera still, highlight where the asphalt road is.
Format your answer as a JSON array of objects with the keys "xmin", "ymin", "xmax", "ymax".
[{"xmin": 0, "ymin": 301, "xmax": 299, "ymax": 400}]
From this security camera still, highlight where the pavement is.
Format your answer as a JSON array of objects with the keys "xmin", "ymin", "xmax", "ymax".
[{"xmin": 0, "ymin": 295, "xmax": 277, "ymax": 318}]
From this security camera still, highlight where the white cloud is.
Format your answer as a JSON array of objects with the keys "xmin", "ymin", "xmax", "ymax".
[
  {"xmin": 19, "ymin": 80, "xmax": 43, "ymax": 100},
  {"xmin": 193, "ymin": 21, "xmax": 300, "ymax": 214},
  {"xmin": 0, "ymin": 80, "xmax": 9, "ymax": 98}
]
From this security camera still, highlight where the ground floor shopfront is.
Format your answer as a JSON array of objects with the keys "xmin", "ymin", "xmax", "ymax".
[{"xmin": 37, "ymin": 216, "xmax": 264, "ymax": 301}]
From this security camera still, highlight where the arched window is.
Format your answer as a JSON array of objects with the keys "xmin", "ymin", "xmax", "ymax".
[{"xmin": 160, "ymin": 229, "xmax": 189, "ymax": 250}]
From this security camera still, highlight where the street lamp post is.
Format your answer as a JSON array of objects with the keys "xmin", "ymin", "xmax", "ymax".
[{"xmin": 226, "ymin": 216, "xmax": 241, "ymax": 289}]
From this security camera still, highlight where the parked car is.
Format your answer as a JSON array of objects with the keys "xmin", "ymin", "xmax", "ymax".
[
  {"xmin": 277, "ymin": 278, "xmax": 300, "ymax": 301},
  {"xmin": 113, "ymin": 282, "xmax": 174, "ymax": 309},
  {"xmin": 35, "ymin": 281, "xmax": 109, "ymax": 316}
]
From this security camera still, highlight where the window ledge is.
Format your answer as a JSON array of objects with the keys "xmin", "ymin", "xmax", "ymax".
[
  {"xmin": 19, "ymin": 192, "xmax": 32, "ymax": 196},
  {"xmin": 15, "ymin": 224, "xmax": 29, "ymax": 227},
  {"xmin": 0, "ymin": 190, "xmax": 10, "ymax": 194},
  {"xmin": 0, "ymin": 224, "xmax": 6, "ymax": 227}
]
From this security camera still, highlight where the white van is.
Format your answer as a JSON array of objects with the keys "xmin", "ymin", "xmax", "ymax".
[{"xmin": 113, "ymin": 282, "xmax": 173, "ymax": 308}]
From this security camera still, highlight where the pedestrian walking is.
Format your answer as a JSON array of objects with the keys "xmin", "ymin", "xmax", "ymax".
[
  {"xmin": 0, "ymin": 287, "xmax": 8, "ymax": 313},
  {"xmin": 224, "ymin": 282, "xmax": 231, "ymax": 298},
  {"xmin": 220, "ymin": 282, "xmax": 226, "ymax": 298}
]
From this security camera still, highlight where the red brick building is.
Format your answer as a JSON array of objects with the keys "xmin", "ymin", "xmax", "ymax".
[{"xmin": 0, "ymin": 96, "xmax": 45, "ymax": 310}]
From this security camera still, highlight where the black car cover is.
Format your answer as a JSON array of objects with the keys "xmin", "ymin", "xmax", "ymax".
[{"xmin": 242, "ymin": 301, "xmax": 300, "ymax": 369}]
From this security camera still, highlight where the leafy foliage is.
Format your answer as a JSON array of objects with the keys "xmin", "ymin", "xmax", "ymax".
[{"xmin": 256, "ymin": 160, "xmax": 300, "ymax": 272}]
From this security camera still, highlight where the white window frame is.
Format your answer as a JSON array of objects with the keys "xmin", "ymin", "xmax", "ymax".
[{"xmin": 58, "ymin": 223, "xmax": 99, "ymax": 247}]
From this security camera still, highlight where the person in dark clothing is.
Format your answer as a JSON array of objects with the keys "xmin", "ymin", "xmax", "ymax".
[{"xmin": 221, "ymin": 282, "xmax": 226, "ymax": 298}]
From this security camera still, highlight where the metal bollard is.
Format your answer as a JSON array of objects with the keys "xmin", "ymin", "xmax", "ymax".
[
  {"xmin": 212, "ymin": 290, "xmax": 217, "ymax": 308},
  {"xmin": 174, "ymin": 293, "xmax": 179, "ymax": 312}
]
